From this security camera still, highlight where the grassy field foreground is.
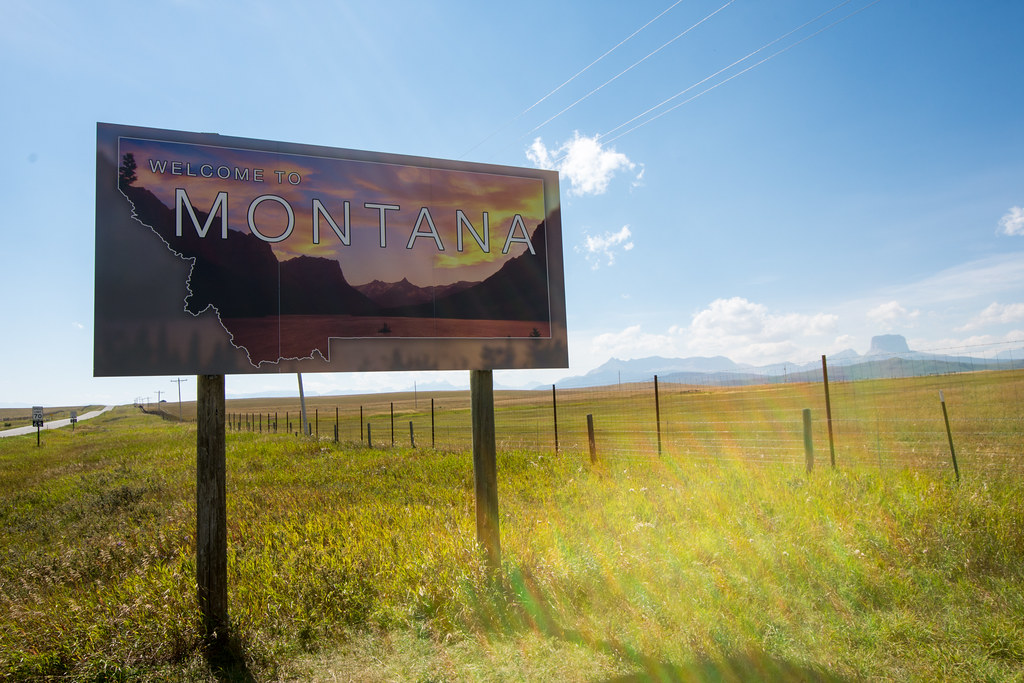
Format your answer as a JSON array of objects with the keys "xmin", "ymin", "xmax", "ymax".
[{"xmin": 1, "ymin": 407, "xmax": 1023, "ymax": 681}]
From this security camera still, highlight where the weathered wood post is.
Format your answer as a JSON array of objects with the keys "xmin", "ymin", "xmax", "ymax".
[
  {"xmin": 552, "ymin": 384, "xmax": 559, "ymax": 453},
  {"xmin": 196, "ymin": 374, "xmax": 228, "ymax": 649},
  {"xmin": 431, "ymin": 398, "xmax": 435, "ymax": 449},
  {"xmin": 587, "ymin": 413, "xmax": 597, "ymax": 463},
  {"xmin": 471, "ymin": 369, "xmax": 501, "ymax": 572},
  {"xmin": 802, "ymin": 408, "xmax": 814, "ymax": 475},
  {"xmin": 654, "ymin": 375, "xmax": 662, "ymax": 456},
  {"xmin": 822, "ymin": 355, "xmax": 836, "ymax": 468},
  {"xmin": 940, "ymin": 390, "xmax": 960, "ymax": 483}
]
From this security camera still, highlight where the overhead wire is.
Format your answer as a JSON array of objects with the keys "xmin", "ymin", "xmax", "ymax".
[
  {"xmin": 599, "ymin": 0, "xmax": 886, "ymax": 147},
  {"xmin": 599, "ymin": 0, "xmax": 858, "ymax": 142},
  {"xmin": 524, "ymin": 0, "xmax": 737, "ymax": 139},
  {"xmin": 457, "ymin": 0, "xmax": 687, "ymax": 160}
]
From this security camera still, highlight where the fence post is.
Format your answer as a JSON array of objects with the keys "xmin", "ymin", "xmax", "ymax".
[
  {"xmin": 410, "ymin": 420, "xmax": 415, "ymax": 448},
  {"xmin": 822, "ymin": 355, "xmax": 836, "ymax": 468},
  {"xmin": 367, "ymin": 423, "xmax": 372, "ymax": 448},
  {"xmin": 335, "ymin": 407, "xmax": 339, "ymax": 443},
  {"xmin": 431, "ymin": 398, "xmax": 435, "ymax": 449},
  {"xmin": 552, "ymin": 384, "xmax": 559, "ymax": 454},
  {"xmin": 587, "ymin": 414, "xmax": 597, "ymax": 464},
  {"xmin": 654, "ymin": 375, "xmax": 662, "ymax": 456},
  {"xmin": 360, "ymin": 406, "xmax": 364, "ymax": 444},
  {"xmin": 940, "ymin": 391, "xmax": 960, "ymax": 483},
  {"xmin": 390, "ymin": 402, "xmax": 395, "ymax": 447},
  {"xmin": 803, "ymin": 408, "xmax": 814, "ymax": 475}
]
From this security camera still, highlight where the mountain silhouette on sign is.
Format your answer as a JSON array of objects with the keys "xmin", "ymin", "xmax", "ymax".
[
  {"xmin": 118, "ymin": 183, "xmax": 549, "ymax": 324},
  {"xmin": 120, "ymin": 184, "xmax": 378, "ymax": 318},
  {"xmin": 383, "ymin": 222, "xmax": 550, "ymax": 322}
]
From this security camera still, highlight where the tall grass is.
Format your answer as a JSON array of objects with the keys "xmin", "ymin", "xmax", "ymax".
[{"xmin": 1, "ymin": 394, "xmax": 1022, "ymax": 681}]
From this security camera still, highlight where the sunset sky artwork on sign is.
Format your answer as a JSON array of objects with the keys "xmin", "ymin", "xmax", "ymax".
[{"xmin": 96, "ymin": 124, "xmax": 566, "ymax": 375}]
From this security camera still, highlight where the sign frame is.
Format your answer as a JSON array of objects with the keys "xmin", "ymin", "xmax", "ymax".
[{"xmin": 95, "ymin": 123, "xmax": 568, "ymax": 377}]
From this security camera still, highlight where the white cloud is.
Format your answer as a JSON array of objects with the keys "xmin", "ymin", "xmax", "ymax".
[
  {"xmin": 866, "ymin": 301, "xmax": 920, "ymax": 329},
  {"xmin": 684, "ymin": 297, "xmax": 838, "ymax": 364},
  {"xmin": 591, "ymin": 325, "xmax": 676, "ymax": 359},
  {"xmin": 579, "ymin": 299, "xmax": 842, "ymax": 369},
  {"xmin": 957, "ymin": 302, "xmax": 1024, "ymax": 331},
  {"xmin": 999, "ymin": 206, "xmax": 1024, "ymax": 236},
  {"xmin": 578, "ymin": 225, "xmax": 633, "ymax": 268},
  {"xmin": 527, "ymin": 132, "xmax": 641, "ymax": 197}
]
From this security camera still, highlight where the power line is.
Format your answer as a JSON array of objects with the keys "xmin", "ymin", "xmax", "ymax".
[
  {"xmin": 458, "ymin": 0, "xmax": 686, "ymax": 160},
  {"xmin": 524, "ymin": 0, "xmax": 737, "ymax": 140},
  {"xmin": 601, "ymin": 0, "xmax": 886, "ymax": 146},
  {"xmin": 599, "ymin": 0, "xmax": 858, "ymax": 142}
]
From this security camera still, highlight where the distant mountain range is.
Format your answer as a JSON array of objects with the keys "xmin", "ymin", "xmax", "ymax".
[{"xmin": 552, "ymin": 335, "xmax": 1024, "ymax": 389}]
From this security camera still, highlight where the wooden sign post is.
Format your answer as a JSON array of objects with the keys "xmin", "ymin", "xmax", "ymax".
[
  {"xmin": 470, "ymin": 370, "xmax": 501, "ymax": 572},
  {"xmin": 196, "ymin": 374, "xmax": 228, "ymax": 649}
]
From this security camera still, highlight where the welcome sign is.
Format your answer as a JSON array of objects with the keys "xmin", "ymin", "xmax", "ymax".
[{"xmin": 95, "ymin": 123, "xmax": 567, "ymax": 376}]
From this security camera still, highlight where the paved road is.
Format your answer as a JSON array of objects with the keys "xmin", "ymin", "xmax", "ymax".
[{"xmin": 0, "ymin": 406, "xmax": 116, "ymax": 438}]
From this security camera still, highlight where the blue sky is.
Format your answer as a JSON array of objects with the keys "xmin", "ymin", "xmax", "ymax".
[{"xmin": 2, "ymin": 0, "xmax": 1022, "ymax": 406}]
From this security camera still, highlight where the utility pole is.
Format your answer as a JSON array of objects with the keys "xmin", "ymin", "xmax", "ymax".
[
  {"xmin": 297, "ymin": 374, "xmax": 309, "ymax": 436},
  {"xmin": 155, "ymin": 389, "xmax": 164, "ymax": 404},
  {"xmin": 172, "ymin": 377, "xmax": 188, "ymax": 421}
]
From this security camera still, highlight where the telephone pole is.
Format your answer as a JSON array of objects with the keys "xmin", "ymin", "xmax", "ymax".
[{"xmin": 172, "ymin": 378, "xmax": 189, "ymax": 421}]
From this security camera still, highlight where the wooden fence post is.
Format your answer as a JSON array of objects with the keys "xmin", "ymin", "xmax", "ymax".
[
  {"xmin": 552, "ymin": 384, "xmax": 559, "ymax": 453},
  {"xmin": 940, "ymin": 391, "xmax": 960, "ymax": 483},
  {"xmin": 822, "ymin": 355, "xmax": 836, "ymax": 468},
  {"xmin": 803, "ymin": 408, "xmax": 814, "ymax": 475},
  {"xmin": 196, "ymin": 374, "xmax": 228, "ymax": 650},
  {"xmin": 587, "ymin": 413, "xmax": 597, "ymax": 463},
  {"xmin": 409, "ymin": 420, "xmax": 415, "ymax": 448},
  {"xmin": 431, "ymin": 398, "xmax": 435, "ymax": 449},
  {"xmin": 654, "ymin": 375, "xmax": 662, "ymax": 456}
]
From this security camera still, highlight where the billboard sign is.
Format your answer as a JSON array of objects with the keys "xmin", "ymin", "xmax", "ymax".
[{"xmin": 95, "ymin": 123, "xmax": 567, "ymax": 376}]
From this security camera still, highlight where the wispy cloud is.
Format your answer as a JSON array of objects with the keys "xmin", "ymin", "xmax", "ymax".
[
  {"xmin": 578, "ymin": 225, "xmax": 633, "ymax": 268},
  {"xmin": 592, "ymin": 324, "xmax": 676, "ymax": 359},
  {"xmin": 866, "ymin": 301, "xmax": 920, "ymax": 330},
  {"xmin": 999, "ymin": 206, "xmax": 1024, "ymax": 236},
  {"xmin": 956, "ymin": 302, "xmax": 1024, "ymax": 331},
  {"xmin": 527, "ymin": 133, "xmax": 641, "ymax": 197}
]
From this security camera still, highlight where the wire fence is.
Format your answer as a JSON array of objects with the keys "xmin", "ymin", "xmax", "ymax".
[{"xmin": 226, "ymin": 341, "xmax": 1024, "ymax": 476}]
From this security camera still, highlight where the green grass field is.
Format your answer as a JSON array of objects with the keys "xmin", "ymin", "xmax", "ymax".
[{"xmin": 2, "ymin": 373, "xmax": 1023, "ymax": 681}]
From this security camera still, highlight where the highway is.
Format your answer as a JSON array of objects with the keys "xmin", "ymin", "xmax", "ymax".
[{"xmin": 0, "ymin": 405, "xmax": 116, "ymax": 438}]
